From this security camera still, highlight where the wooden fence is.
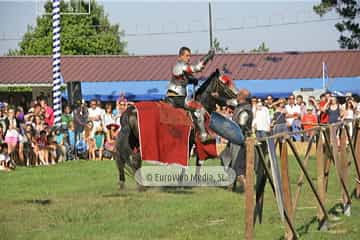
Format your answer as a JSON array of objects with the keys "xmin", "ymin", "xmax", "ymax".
[{"xmin": 244, "ymin": 118, "xmax": 360, "ymax": 239}]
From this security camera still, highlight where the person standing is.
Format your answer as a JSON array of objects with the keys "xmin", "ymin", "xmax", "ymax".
[
  {"xmin": 88, "ymin": 99, "xmax": 103, "ymax": 136},
  {"xmin": 103, "ymin": 103, "xmax": 115, "ymax": 128},
  {"xmin": 4, "ymin": 108, "xmax": 20, "ymax": 159},
  {"xmin": 113, "ymin": 99, "xmax": 126, "ymax": 126},
  {"xmin": 253, "ymin": 100, "xmax": 271, "ymax": 139},
  {"xmin": 271, "ymin": 99, "xmax": 288, "ymax": 135},
  {"xmin": 220, "ymin": 88, "xmax": 253, "ymax": 191},
  {"xmin": 296, "ymin": 94, "xmax": 306, "ymax": 117},
  {"xmin": 319, "ymin": 93, "xmax": 330, "ymax": 124},
  {"xmin": 325, "ymin": 96, "xmax": 341, "ymax": 124},
  {"xmin": 285, "ymin": 94, "xmax": 301, "ymax": 141},
  {"xmin": 61, "ymin": 105, "xmax": 73, "ymax": 130},
  {"xmin": 342, "ymin": 98, "xmax": 355, "ymax": 137},
  {"xmin": 39, "ymin": 99, "xmax": 54, "ymax": 127},
  {"xmin": 265, "ymin": 95, "xmax": 275, "ymax": 120},
  {"xmin": 73, "ymin": 100, "xmax": 88, "ymax": 159},
  {"xmin": 301, "ymin": 106, "xmax": 318, "ymax": 140}
]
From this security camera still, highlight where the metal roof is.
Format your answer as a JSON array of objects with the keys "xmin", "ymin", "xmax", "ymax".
[{"xmin": 1, "ymin": 50, "xmax": 360, "ymax": 85}]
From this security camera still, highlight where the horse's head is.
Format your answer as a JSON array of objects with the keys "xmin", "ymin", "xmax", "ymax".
[{"xmin": 195, "ymin": 69, "xmax": 237, "ymax": 112}]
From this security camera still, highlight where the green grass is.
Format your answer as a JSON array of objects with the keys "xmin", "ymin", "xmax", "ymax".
[{"xmin": 0, "ymin": 155, "xmax": 359, "ymax": 240}]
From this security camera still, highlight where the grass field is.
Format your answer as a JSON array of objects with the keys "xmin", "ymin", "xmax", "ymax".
[{"xmin": 0, "ymin": 155, "xmax": 359, "ymax": 240}]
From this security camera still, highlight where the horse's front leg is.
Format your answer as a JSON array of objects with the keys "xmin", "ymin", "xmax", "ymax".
[
  {"xmin": 114, "ymin": 146, "xmax": 126, "ymax": 190},
  {"xmin": 130, "ymin": 150, "xmax": 145, "ymax": 192}
]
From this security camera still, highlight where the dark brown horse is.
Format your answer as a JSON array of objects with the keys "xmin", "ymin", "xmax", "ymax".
[{"xmin": 114, "ymin": 69, "xmax": 237, "ymax": 190}]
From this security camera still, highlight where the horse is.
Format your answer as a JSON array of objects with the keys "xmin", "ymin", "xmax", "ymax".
[{"xmin": 114, "ymin": 69, "xmax": 237, "ymax": 190}]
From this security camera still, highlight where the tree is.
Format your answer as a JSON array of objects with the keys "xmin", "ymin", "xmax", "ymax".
[
  {"xmin": 313, "ymin": 0, "xmax": 360, "ymax": 49},
  {"xmin": 250, "ymin": 42, "xmax": 269, "ymax": 53},
  {"xmin": 8, "ymin": 0, "xmax": 127, "ymax": 55},
  {"xmin": 213, "ymin": 37, "xmax": 228, "ymax": 53}
]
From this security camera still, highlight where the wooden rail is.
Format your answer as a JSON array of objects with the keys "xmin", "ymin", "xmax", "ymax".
[{"xmin": 244, "ymin": 118, "xmax": 360, "ymax": 239}]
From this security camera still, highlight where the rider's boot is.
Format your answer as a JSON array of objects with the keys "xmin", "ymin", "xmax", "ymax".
[{"xmin": 194, "ymin": 108, "xmax": 213, "ymax": 143}]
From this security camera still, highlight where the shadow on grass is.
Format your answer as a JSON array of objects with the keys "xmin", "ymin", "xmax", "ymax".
[
  {"xmin": 102, "ymin": 187, "xmax": 195, "ymax": 197},
  {"xmin": 278, "ymin": 203, "xmax": 346, "ymax": 239},
  {"xmin": 24, "ymin": 199, "xmax": 52, "ymax": 205},
  {"xmin": 160, "ymin": 187, "xmax": 194, "ymax": 194},
  {"xmin": 295, "ymin": 216, "xmax": 318, "ymax": 238},
  {"xmin": 102, "ymin": 192, "xmax": 130, "ymax": 198},
  {"xmin": 328, "ymin": 203, "xmax": 344, "ymax": 216}
]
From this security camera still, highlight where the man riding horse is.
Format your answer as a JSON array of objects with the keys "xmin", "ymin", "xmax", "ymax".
[
  {"xmin": 166, "ymin": 46, "xmax": 215, "ymax": 142},
  {"xmin": 114, "ymin": 48, "xmax": 240, "ymax": 190}
]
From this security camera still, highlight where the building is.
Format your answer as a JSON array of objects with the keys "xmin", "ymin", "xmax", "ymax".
[{"xmin": 1, "ymin": 50, "xmax": 359, "ymax": 105}]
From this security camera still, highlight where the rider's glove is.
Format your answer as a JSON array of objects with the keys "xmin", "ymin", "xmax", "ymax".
[
  {"xmin": 201, "ymin": 48, "xmax": 215, "ymax": 66},
  {"xmin": 193, "ymin": 61, "xmax": 204, "ymax": 72}
]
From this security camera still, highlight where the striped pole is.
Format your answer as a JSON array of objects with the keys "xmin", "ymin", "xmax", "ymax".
[{"xmin": 52, "ymin": 0, "xmax": 62, "ymax": 127}]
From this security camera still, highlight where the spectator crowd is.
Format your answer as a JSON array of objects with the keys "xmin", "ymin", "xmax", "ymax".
[
  {"xmin": 217, "ymin": 92, "xmax": 360, "ymax": 142},
  {"xmin": 0, "ymin": 96, "xmax": 130, "ymax": 171},
  {"xmin": 1, "ymin": 91, "xmax": 360, "ymax": 172}
]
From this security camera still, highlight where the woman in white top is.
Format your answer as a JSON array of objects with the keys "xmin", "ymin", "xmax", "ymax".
[
  {"xmin": 103, "ymin": 103, "xmax": 115, "ymax": 128},
  {"xmin": 4, "ymin": 108, "xmax": 19, "ymax": 156},
  {"xmin": 342, "ymin": 99, "xmax": 355, "ymax": 137}
]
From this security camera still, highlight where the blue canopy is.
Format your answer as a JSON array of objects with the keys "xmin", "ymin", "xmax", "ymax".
[
  {"xmin": 79, "ymin": 77, "xmax": 360, "ymax": 101},
  {"xmin": 80, "ymin": 80, "xmax": 166, "ymax": 101}
]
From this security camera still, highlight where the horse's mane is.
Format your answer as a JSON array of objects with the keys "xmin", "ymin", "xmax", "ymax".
[{"xmin": 195, "ymin": 69, "xmax": 220, "ymax": 98}]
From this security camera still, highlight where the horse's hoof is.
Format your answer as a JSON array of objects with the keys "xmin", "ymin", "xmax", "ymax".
[{"xmin": 119, "ymin": 181, "xmax": 125, "ymax": 191}]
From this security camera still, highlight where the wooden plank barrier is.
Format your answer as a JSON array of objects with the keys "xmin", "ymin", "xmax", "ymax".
[
  {"xmin": 329, "ymin": 125, "xmax": 352, "ymax": 210},
  {"xmin": 245, "ymin": 118, "xmax": 360, "ymax": 239},
  {"xmin": 316, "ymin": 131, "xmax": 327, "ymax": 229},
  {"xmin": 349, "ymin": 120, "xmax": 360, "ymax": 198},
  {"xmin": 340, "ymin": 126, "xmax": 350, "ymax": 215},
  {"xmin": 245, "ymin": 137, "xmax": 255, "ymax": 240},
  {"xmin": 254, "ymin": 144, "xmax": 297, "ymax": 239},
  {"xmin": 280, "ymin": 140, "xmax": 294, "ymax": 240}
]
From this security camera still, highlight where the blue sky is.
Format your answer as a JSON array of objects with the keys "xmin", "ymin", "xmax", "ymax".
[{"xmin": 0, "ymin": 0, "xmax": 341, "ymax": 55}]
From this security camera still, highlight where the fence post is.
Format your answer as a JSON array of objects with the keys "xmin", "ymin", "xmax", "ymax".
[
  {"xmin": 316, "ymin": 130, "xmax": 327, "ymax": 229},
  {"xmin": 340, "ymin": 126, "xmax": 350, "ymax": 215},
  {"xmin": 329, "ymin": 125, "xmax": 352, "ymax": 212},
  {"xmin": 355, "ymin": 121, "xmax": 360, "ymax": 198},
  {"xmin": 245, "ymin": 137, "xmax": 255, "ymax": 240},
  {"xmin": 280, "ymin": 140, "xmax": 294, "ymax": 239}
]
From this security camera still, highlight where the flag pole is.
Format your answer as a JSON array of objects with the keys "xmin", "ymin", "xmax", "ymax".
[
  {"xmin": 52, "ymin": 0, "xmax": 62, "ymax": 127},
  {"xmin": 209, "ymin": 1, "xmax": 213, "ymax": 49},
  {"xmin": 322, "ymin": 61, "xmax": 325, "ymax": 91}
]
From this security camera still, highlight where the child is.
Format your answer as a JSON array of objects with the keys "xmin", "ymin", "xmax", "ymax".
[
  {"xmin": 94, "ymin": 126, "xmax": 105, "ymax": 160},
  {"xmin": 67, "ymin": 121, "xmax": 76, "ymax": 160},
  {"xmin": 55, "ymin": 128, "xmax": 68, "ymax": 162},
  {"xmin": 84, "ymin": 120, "xmax": 95, "ymax": 160},
  {"xmin": 4, "ymin": 108, "xmax": 19, "ymax": 156},
  {"xmin": 301, "ymin": 106, "xmax": 318, "ymax": 141},
  {"xmin": 0, "ymin": 143, "xmax": 14, "ymax": 171},
  {"xmin": 34, "ymin": 130, "xmax": 49, "ymax": 166},
  {"xmin": 61, "ymin": 105, "xmax": 73, "ymax": 130},
  {"xmin": 105, "ymin": 123, "xmax": 120, "ymax": 154},
  {"xmin": 23, "ymin": 123, "xmax": 35, "ymax": 166}
]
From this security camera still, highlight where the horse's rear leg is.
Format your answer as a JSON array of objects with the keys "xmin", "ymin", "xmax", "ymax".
[{"xmin": 115, "ymin": 129, "xmax": 133, "ymax": 190}]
